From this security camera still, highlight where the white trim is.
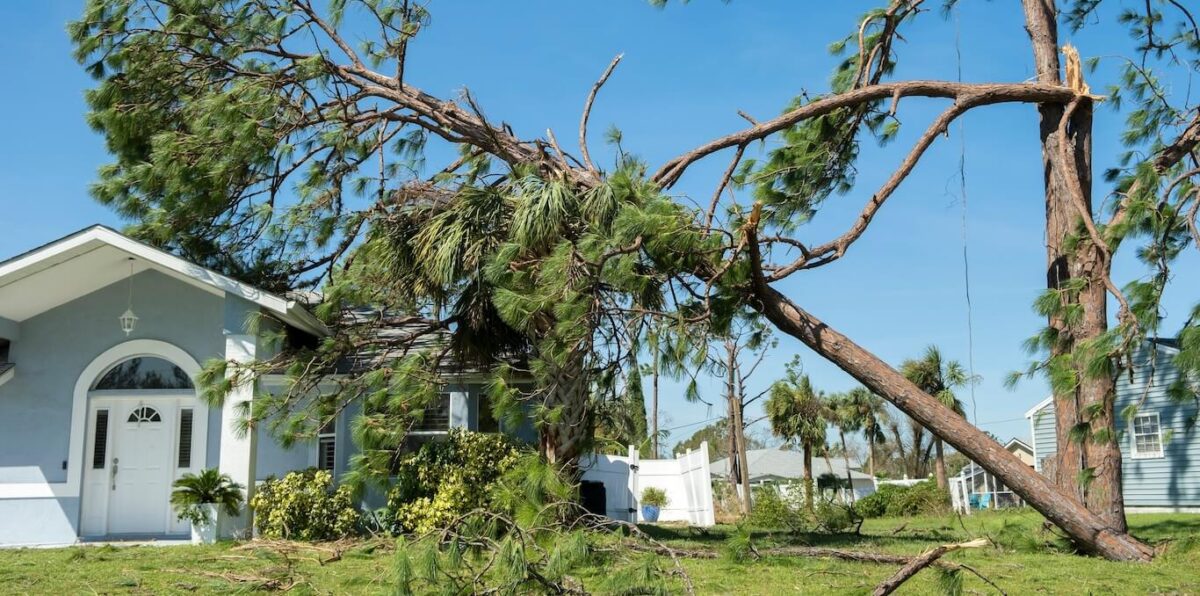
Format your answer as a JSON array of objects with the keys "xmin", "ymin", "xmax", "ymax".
[
  {"xmin": 1024, "ymin": 395, "xmax": 1054, "ymax": 419},
  {"xmin": 0, "ymin": 339, "xmax": 204, "ymax": 500},
  {"xmin": 1004, "ymin": 437, "xmax": 1033, "ymax": 454},
  {"xmin": 1129, "ymin": 412, "xmax": 1165, "ymax": 459},
  {"xmin": 0, "ymin": 226, "xmax": 327, "ymax": 337},
  {"xmin": 1029, "ymin": 415, "xmax": 1039, "ymax": 472}
]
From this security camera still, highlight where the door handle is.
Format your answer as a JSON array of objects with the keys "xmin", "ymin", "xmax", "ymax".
[{"xmin": 111, "ymin": 458, "xmax": 119, "ymax": 491}]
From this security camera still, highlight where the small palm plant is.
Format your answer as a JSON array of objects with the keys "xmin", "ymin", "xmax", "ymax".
[
  {"xmin": 640, "ymin": 487, "xmax": 669, "ymax": 522},
  {"xmin": 171, "ymin": 469, "xmax": 244, "ymax": 543}
]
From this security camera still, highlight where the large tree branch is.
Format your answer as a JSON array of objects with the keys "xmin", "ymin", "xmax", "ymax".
[
  {"xmin": 765, "ymin": 94, "xmax": 986, "ymax": 280},
  {"xmin": 652, "ymin": 81, "xmax": 1077, "ymax": 187}
]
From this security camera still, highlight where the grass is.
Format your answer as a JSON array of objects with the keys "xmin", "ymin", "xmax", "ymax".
[{"xmin": 1, "ymin": 511, "xmax": 1198, "ymax": 594}]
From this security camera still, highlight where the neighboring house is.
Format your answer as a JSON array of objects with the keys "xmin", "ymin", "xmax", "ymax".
[
  {"xmin": 1005, "ymin": 438, "xmax": 1035, "ymax": 468},
  {"xmin": 711, "ymin": 446, "xmax": 877, "ymax": 500},
  {"xmin": 949, "ymin": 437, "xmax": 1035, "ymax": 512},
  {"xmin": 0, "ymin": 226, "xmax": 512, "ymax": 547},
  {"xmin": 1025, "ymin": 339, "xmax": 1200, "ymax": 512}
]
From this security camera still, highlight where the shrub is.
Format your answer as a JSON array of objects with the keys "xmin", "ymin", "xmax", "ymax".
[
  {"xmin": 640, "ymin": 487, "xmax": 669, "ymax": 508},
  {"xmin": 170, "ymin": 469, "xmax": 244, "ymax": 526},
  {"xmin": 250, "ymin": 469, "xmax": 361, "ymax": 540},
  {"xmin": 385, "ymin": 429, "xmax": 522, "ymax": 535},
  {"xmin": 746, "ymin": 483, "xmax": 808, "ymax": 532},
  {"xmin": 854, "ymin": 481, "xmax": 950, "ymax": 518}
]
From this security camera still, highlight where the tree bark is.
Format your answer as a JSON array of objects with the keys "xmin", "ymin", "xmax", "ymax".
[
  {"xmin": 1021, "ymin": 0, "xmax": 1128, "ymax": 532},
  {"xmin": 933, "ymin": 438, "xmax": 948, "ymax": 490},
  {"xmin": 538, "ymin": 352, "xmax": 592, "ymax": 468},
  {"xmin": 746, "ymin": 282, "xmax": 1153, "ymax": 561},
  {"xmin": 733, "ymin": 401, "xmax": 752, "ymax": 515},
  {"xmin": 651, "ymin": 340, "xmax": 660, "ymax": 459}
]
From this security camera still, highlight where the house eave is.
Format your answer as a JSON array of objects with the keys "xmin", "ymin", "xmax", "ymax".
[{"xmin": 1024, "ymin": 395, "xmax": 1054, "ymax": 419}]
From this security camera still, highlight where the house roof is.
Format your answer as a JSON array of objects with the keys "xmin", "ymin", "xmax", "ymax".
[
  {"xmin": 0, "ymin": 225, "xmax": 327, "ymax": 337},
  {"xmin": 1005, "ymin": 437, "xmax": 1033, "ymax": 454},
  {"xmin": 711, "ymin": 447, "xmax": 874, "ymax": 483}
]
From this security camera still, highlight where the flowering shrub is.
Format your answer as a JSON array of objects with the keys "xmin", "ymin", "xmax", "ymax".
[
  {"xmin": 385, "ymin": 429, "xmax": 522, "ymax": 535},
  {"xmin": 250, "ymin": 469, "xmax": 361, "ymax": 540}
]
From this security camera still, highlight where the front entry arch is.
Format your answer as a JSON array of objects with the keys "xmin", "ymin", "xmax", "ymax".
[{"xmin": 74, "ymin": 341, "xmax": 209, "ymax": 538}]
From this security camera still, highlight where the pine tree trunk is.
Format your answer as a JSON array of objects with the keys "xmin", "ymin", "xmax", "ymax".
[
  {"xmin": 733, "ymin": 401, "xmax": 752, "ymax": 515},
  {"xmin": 746, "ymin": 281, "xmax": 1153, "ymax": 561},
  {"xmin": 934, "ymin": 438, "xmax": 947, "ymax": 490},
  {"xmin": 726, "ymin": 379, "xmax": 743, "ymax": 514},
  {"xmin": 1021, "ymin": 0, "xmax": 1127, "ymax": 533}
]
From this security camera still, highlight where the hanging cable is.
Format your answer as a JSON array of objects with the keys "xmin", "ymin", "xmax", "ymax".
[{"xmin": 955, "ymin": 5, "xmax": 979, "ymax": 426}]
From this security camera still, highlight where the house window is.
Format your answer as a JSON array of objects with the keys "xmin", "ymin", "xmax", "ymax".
[
  {"xmin": 477, "ymin": 392, "xmax": 500, "ymax": 433},
  {"xmin": 92, "ymin": 409, "xmax": 110, "ymax": 469},
  {"xmin": 127, "ymin": 406, "xmax": 162, "ymax": 423},
  {"xmin": 317, "ymin": 421, "xmax": 337, "ymax": 471},
  {"xmin": 94, "ymin": 357, "xmax": 193, "ymax": 390},
  {"xmin": 177, "ymin": 409, "xmax": 194, "ymax": 468},
  {"xmin": 413, "ymin": 393, "xmax": 451, "ymax": 432},
  {"xmin": 1131, "ymin": 413, "xmax": 1164, "ymax": 459}
]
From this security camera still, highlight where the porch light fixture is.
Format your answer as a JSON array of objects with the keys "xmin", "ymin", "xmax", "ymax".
[{"xmin": 119, "ymin": 258, "xmax": 139, "ymax": 336}]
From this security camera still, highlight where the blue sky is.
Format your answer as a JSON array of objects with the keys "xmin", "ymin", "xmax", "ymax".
[{"xmin": 0, "ymin": 1, "xmax": 1195, "ymax": 452}]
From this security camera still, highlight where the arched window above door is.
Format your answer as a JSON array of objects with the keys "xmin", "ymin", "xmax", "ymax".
[
  {"xmin": 93, "ymin": 357, "xmax": 194, "ymax": 390},
  {"xmin": 127, "ymin": 406, "xmax": 162, "ymax": 423}
]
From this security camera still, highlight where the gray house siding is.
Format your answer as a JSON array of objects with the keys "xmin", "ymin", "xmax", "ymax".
[
  {"xmin": 0, "ymin": 270, "xmax": 228, "ymax": 545},
  {"xmin": 1027, "ymin": 344, "xmax": 1200, "ymax": 508}
]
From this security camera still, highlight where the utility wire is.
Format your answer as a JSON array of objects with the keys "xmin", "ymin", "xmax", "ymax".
[{"xmin": 955, "ymin": 5, "xmax": 980, "ymax": 427}]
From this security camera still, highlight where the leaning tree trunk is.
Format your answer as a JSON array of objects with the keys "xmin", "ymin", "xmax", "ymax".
[
  {"xmin": 1021, "ymin": 0, "xmax": 1128, "ymax": 532},
  {"xmin": 733, "ymin": 402, "xmax": 753, "ymax": 515},
  {"xmin": 933, "ymin": 438, "xmax": 947, "ymax": 490},
  {"xmin": 746, "ymin": 281, "xmax": 1153, "ymax": 561}
]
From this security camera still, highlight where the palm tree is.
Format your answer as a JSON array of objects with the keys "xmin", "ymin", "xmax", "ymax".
[
  {"xmin": 825, "ymin": 392, "xmax": 861, "ymax": 504},
  {"xmin": 842, "ymin": 387, "xmax": 888, "ymax": 479},
  {"xmin": 766, "ymin": 358, "xmax": 828, "ymax": 511},
  {"xmin": 900, "ymin": 345, "xmax": 972, "ymax": 490}
]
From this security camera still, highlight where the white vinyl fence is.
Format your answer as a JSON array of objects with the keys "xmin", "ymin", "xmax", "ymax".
[{"xmin": 579, "ymin": 442, "xmax": 715, "ymax": 526}]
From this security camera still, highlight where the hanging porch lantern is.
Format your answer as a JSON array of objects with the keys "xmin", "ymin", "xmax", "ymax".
[{"xmin": 119, "ymin": 257, "xmax": 138, "ymax": 336}]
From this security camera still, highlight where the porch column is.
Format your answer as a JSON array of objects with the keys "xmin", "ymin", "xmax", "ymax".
[{"xmin": 217, "ymin": 333, "xmax": 258, "ymax": 538}]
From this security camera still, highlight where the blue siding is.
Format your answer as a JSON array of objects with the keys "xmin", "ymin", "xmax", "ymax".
[{"xmin": 1027, "ymin": 343, "xmax": 1200, "ymax": 508}]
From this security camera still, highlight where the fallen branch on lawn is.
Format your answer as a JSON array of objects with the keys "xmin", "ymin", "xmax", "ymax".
[{"xmin": 873, "ymin": 538, "xmax": 989, "ymax": 595}]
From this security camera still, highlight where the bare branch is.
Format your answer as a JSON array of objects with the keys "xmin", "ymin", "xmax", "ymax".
[{"xmin": 579, "ymin": 53, "xmax": 623, "ymax": 172}]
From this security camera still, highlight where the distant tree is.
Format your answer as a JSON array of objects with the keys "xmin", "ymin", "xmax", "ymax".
[
  {"xmin": 842, "ymin": 387, "xmax": 889, "ymax": 478},
  {"xmin": 674, "ymin": 420, "xmax": 766, "ymax": 459},
  {"xmin": 766, "ymin": 357, "xmax": 828, "ymax": 511},
  {"xmin": 901, "ymin": 346, "xmax": 973, "ymax": 490}
]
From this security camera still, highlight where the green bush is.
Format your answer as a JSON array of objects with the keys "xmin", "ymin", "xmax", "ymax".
[
  {"xmin": 854, "ymin": 481, "xmax": 950, "ymax": 518},
  {"xmin": 250, "ymin": 469, "xmax": 361, "ymax": 540},
  {"xmin": 385, "ymin": 429, "xmax": 522, "ymax": 535},
  {"xmin": 747, "ymin": 483, "xmax": 808, "ymax": 532}
]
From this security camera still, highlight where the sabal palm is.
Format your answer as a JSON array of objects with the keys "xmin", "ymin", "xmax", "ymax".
[
  {"xmin": 843, "ymin": 387, "xmax": 888, "ymax": 478},
  {"xmin": 900, "ymin": 345, "xmax": 973, "ymax": 489},
  {"xmin": 171, "ymin": 468, "xmax": 245, "ymax": 521},
  {"xmin": 766, "ymin": 365, "xmax": 827, "ymax": 511}
]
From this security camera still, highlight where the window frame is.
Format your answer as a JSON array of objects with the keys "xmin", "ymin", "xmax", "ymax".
[
  {"xmin": 411, "ymin": 392, "xmax": 453, "ymax": 435},
  {"xmin": 1130, "ymin": 412, "xmax": 1165, "ymax": 460},
  {"xmin": 315, "ymin": 418, "xmax": 337, "ymax": 472}
]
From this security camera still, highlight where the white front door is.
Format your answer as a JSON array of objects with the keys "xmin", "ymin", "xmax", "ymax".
[
  {"xmin": 80, "ymin": 394, "xmax": 206, "ymax": 537},
  {"xmin": 107, "ymin": 402, "xmax": 174, "ymax": 534}
]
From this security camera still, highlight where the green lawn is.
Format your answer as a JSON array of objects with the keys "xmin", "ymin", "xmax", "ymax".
[{"xmin": 1, "ymin": 512, "xmax": 1198, "ymax": 594}]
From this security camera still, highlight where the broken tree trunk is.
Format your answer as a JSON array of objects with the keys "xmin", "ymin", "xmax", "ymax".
[
  {"xmin": 1021, "ymin": 0, "xmax": 1128, "ymax": 533},
  {"xmin": 746, "ymin": 281, "xmax": 1153, "ymax": 562}
]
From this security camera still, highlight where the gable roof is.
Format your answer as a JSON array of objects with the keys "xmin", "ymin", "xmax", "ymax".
[
  {"xmin": 1005, "ymin": 437, "xmax": 1033, "ymax": 454},
  {"xmin": 0, "ymin": 225, "xmax": 327, "ymax": 337},
  {"xmin": 711, "ymin": 447, "xmax": 873, "ymax": 482}
]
